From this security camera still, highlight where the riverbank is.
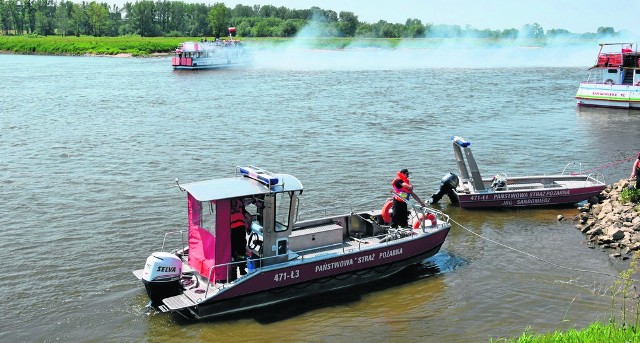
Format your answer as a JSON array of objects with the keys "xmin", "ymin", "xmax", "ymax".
[
  {"xmin": 574, "ymin": 179, "xmax": 640, "ymax": 259},
  {"xmin": 0, "ymin": 35, "xmax": 597, "ymax": 56}
]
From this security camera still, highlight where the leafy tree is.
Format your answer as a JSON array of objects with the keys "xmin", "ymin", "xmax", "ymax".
[
  {"xmin": 207, "ymin": 2, "xmax": 229, "ymax": 37},
  {"xmin": 338, "ymin": 11, "xmax": 357, "ymax": 37},
  {"xmin": 86, "ymin": 2, "xmax": 108, "ymax": 36},
  {"xmin": 547, "ymin": 28, "xmax": 570, "ymax": 37},
  {"xmin": 0, "ymin": 0, "xmax": 16, "ymax": 35},
  {"xmin": 404, "ymin": 18, "xmax": 425, "ymax": 38},
  {"xmin": 129, "ymin": 0, "xmax": 157, "ymax": 37},
  {"xmin": 499, "ymin": 28, "xmax": 518, "ymax": 39},
  {"xmin": 258, "ymin": 4, "xmax": 277, "ymax": 18},
  {"xmin": 71, "ymin": 2, "xmax": 88, "ymax": 36},
  {"xmin": 597, "ymin": 26, "xmax": 615, "ymax": 36},
  {"xmin": 54, "ymin": 1, "xmax": 71, "ymax": 36},
  {"xmin": 231, "ymin": 4, "xmax": 254, "ymax": 18},
  {"xmin": 185, "ymin": 3, "xmax": 208, "ymax": 37},
  {"xmin": 521, "ymin": 22, "xmax": 544, "ymax": 38}
]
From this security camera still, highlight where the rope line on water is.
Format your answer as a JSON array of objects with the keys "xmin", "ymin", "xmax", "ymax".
[
  {"xmin": 572, "ymin": 154, "xmax": 639, "ymax": 175},
  {"xmin": 449, "ymin": 217, "xmax": 639, "ymax": 282}
]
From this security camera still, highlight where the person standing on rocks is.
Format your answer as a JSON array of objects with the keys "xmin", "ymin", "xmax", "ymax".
[{"xmin": 630, "ymin": 153, "xmax": 640, "ymax": 189}]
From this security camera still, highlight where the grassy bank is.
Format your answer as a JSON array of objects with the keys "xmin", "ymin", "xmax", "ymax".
[
  {"xmin": 0, "ymin": 35, "xmax": 597, "ymax": 56},
  {"xmin": 0, "ymin": 35, "xmax": 186, "ymax": 56},
  {"xmin": 494, "ymin": 322, "xmax": 640, "ymax": 342}
]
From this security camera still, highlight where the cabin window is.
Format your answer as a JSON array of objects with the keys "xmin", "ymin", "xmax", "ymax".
[
  {"xmin": 607, "ymin": 69, "xmax": 618, "ymax": 74},
  {"xmin": 200, "ymin": 200, "xmax": 217, "ymax": 235},
  {"xmin": 245, "ymin": 195, "xmax": 265, "ymax": 226},
  {"xmin": 274, "ymin": 192, "xmax": 291, "ymax": 232}
]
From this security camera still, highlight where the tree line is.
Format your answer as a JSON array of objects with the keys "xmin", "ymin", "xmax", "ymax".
[{"xmin": 0, "ymin": 0, "xmax": 620, "ymax": 39}]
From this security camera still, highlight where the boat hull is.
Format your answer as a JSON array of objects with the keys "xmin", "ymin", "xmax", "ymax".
[
  {"xmin": 456, "ymin": 185, "xmax": 605, "ymax": 209},
  {"xmin": 173, "ymin": 227, "xmax": 449, "ymax": 320},
  {"xmin": 575, "ymin": 83, "xmax": 640, "ymax": 109}
]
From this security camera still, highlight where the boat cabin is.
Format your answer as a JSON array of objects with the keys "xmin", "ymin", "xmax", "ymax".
[
  {"xmin": 180, "ymin": 166, "xmax": 303, "ymax": 281},
  {"xmin": 589, "ymin": 43, "xmax": 640, "ymax": 85}
]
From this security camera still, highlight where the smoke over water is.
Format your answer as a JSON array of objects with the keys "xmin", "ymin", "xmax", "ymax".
[{"xmin": 248, "ymin": 27, "xmax": 640, "ymax": 71}]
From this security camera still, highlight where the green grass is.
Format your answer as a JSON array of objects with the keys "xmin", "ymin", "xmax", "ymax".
[
  {"xmin": 492, "ymin": 322, "xmax": 640, "ymax": 342},
  {"xmin": 0, "ymin": 35, "xmax": 599, "ymax": 56},
  {"xmin": 0, "ymin": 35, "xmax": 187, "ymax": 56}
]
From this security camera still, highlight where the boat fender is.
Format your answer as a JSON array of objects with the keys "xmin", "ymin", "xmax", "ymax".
[
  {"xmin": 413, "ymin": 213, "xmax": 437, "ymax": 229},
  {"xmin": 381, "ymin": 199, "xmax": 393, "ymax": 224}
]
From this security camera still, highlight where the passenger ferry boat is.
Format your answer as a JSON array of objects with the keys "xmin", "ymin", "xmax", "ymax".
[
  {"xmin": 431, "ymin": 136, "xmax": 606, "ymax": 209},
  {"xmin": 575, "ymin": 43, "xmax": 640, "ymax": 109},
  {"xmin": 133, "ymin": 166, "xmax": 451, "ymax": 320},
  {"xmin": 171, "ymin": 27, "xmax": 251, "ymax": 70}
]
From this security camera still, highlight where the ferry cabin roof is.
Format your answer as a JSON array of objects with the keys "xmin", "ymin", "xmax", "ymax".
[{"xmin": 181, "ymin": 173, "xmax": 303, "ymax": 201}]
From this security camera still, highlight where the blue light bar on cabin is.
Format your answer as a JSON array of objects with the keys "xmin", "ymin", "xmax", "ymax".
[
  {"xmin": 452, "ymin": 136, "xmax": 471, "ymax": 148},
  {"xmin": 239, "ymin": 166, "xmax": 279, "ymax": 186}
]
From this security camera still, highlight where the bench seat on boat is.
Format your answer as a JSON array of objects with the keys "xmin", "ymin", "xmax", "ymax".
[
  {"xmin": 506, "ymin": 182, "xmax": 544, "ymax": 190},
  {"xmin": 554, "ymin": 180, "xmax": 590, "ymax": 188}
]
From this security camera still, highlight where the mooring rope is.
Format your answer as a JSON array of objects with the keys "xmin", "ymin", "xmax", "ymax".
[
  {"xmin": 571, "ymin": 154, "xmax": 639, "ymax": 176},
  {"xmin": 449, "ymin": 217, "xmax": 639, "ymax": 282}
]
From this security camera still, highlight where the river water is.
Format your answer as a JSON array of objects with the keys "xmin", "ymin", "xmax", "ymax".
[{"xmin": 1, "ymin": 43, "xmax": 640, "ymax": 342}]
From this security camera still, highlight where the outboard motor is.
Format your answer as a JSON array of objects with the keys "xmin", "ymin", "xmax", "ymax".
[
  {"xmin": 141, "ymin": 252, "xmax": 183, "ymax": 307},
  {"xmin": 431, "ymin": 172, "xmax": 460, "ymax": 205}
]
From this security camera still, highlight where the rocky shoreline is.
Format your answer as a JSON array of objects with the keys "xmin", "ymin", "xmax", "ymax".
[{"xmin": 573, "ymin": 179, "xmax": 640, "ymax": 260}]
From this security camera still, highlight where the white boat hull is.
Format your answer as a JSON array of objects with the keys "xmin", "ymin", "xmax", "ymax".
[{"xmin": 575, "ymin": 83, "xmax": 640, "ymax": 108}]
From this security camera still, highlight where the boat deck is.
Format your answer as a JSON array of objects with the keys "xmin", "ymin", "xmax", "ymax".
[{"xmin": 156, "ymin": 225, "xmax": 443, "ymax": 312}]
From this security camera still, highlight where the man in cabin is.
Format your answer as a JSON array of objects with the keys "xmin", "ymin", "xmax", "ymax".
[
  {"xmin": 391, "ymin": 169, "xmax": 426, "ymax": 228},
  {"xmin": 630, "ymin": 153, "xmax": 640, "ymax": 189},
  {"xmin": 230, "ymin": 198, "xmax": 249, "ymax": 279}
]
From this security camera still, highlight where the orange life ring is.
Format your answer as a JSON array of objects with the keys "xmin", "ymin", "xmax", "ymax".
[
  {"xmin": 413, "ymin": 213, "xmax": 437, "ymax": 229},
  {"xmin": 381, "ymin": 199, "xmax": 393, "ymax": 224}
]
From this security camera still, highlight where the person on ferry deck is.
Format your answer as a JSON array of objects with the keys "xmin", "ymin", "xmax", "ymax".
[
  {"xmin": 630, "ymin": 153, "xmax": 640, "ymax": 189},
  {"xmin": 391, "ymin": 169, "xmax": 426, "ymax": 228},
  {"xmin": 230, "ymin": 198, "xmax": 249, "ymax": 279}
]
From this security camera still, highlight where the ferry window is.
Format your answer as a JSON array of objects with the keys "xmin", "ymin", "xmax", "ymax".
[
  {"xmin": 274, "ymin": 192, "xmax": 291, "ymax": 232},
  {"xmin": 607, "ymin": 69, "xmax": 618, "ymax": 73},
  {"xmin": 200, "ymin": 201, "xmax": 217, "ymax": 236}
]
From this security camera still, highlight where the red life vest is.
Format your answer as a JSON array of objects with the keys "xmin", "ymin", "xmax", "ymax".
[
  {"xmin": 231, "ymin": 211, "xmax": 245, "ymax": 229},
  {"xmin": 392, "ymin": 171, "xmax": 412, "ymax": 202}
]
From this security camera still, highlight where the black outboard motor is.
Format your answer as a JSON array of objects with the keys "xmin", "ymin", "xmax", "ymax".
[{"xmin": 431, "ymin": 172, "xmax": 460, "ymax": 205}]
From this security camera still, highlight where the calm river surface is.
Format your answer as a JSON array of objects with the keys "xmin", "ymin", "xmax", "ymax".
[{"xmin": 1, "ymin": 44, "xmax": 640, "ymax": 342}]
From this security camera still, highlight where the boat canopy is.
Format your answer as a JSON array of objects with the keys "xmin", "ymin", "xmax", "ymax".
[{"xmin": 182, "ymin": 174, "xmax": 303, "ymax": 201}]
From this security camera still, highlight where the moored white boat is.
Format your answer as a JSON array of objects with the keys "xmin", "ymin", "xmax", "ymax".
[
  {"xmin": 576, "ymin": 42, "xmax": 640, "ymax": 109},
  {"xmin": 133, "ymin": 166, "xmax": 451, "ymax": 320}
]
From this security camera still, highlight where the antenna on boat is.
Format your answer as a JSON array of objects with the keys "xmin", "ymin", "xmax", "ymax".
[{"xmin": 175, "ymin": 178, "xmax": 185, "ymax": 191}]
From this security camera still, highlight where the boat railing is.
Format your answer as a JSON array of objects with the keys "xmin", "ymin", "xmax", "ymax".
[
  {"xmin": 561, "ymin": 162, "xmax": 584, "ymax": 175},
  {"xmin": 161, "ymin": 230, "xmax": 187, "ymax": 253},
  {"xmin": 586, "ymin": 171, "xmax": 606, "ymax": 185}
]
